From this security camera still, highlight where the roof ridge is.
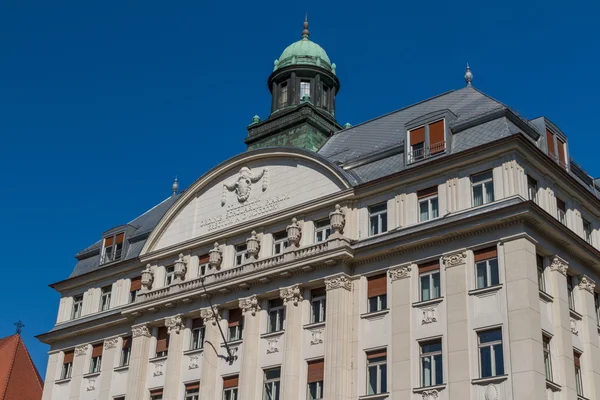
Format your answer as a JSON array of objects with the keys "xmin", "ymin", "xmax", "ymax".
[{"xmin": 17, "ymin": 335, "xmax": 44, "ymax": 390}]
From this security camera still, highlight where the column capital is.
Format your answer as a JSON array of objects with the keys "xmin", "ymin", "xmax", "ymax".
[
  {"xmin": 132, "ymin": 324, "xmax": 152, "ymax": 338},
  {"xmin": 165, "ymin": 314, "xmax": 184, "ymax": 334},
  {"xmin": 324, "ymin": 275, "xmax": 352, "ymax": 291},
  {"xmin": 389, "ymin": 264, "xmax": 412, "ymax": 281},
  {"xmin": 103, "ymin": 337, "xmax": 120, "ymax": 349},
  {"xmin": 442, "ymin": 250, "xmax": 467, "ymax": 269},
  {"xmin": 200, "ymin": 305, "xmax": 222, "ymax": 325},
  {"xmin": 74, "ymin": 344, "xmax": 88, "ymax": 357},
  {"xmin": 550, "ymin": 255, "xmax": 569, "ymax": 276},
  {"xmin": 578, "ymin": 275, "xmax": 596, "ymax": 294},
  {"xmin": 239, "ymin": 295, "xmax": 261, "ymax": 316},
  {"xmin": 280, "ymin": 284, "xmax": 303, "ymax": 306}
]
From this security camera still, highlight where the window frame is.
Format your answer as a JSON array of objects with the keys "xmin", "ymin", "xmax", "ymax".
[
  {"xmin": 475, "ymin": 256, "xmax": 500, "ymax": 290},
  {"xmin": 477, "ymin": 328, "xmax": 504, "ymax": 378},
  {"xmin": 419, "ymin": 269, "xmax": 441, "ymax": 301},
  {"xmin": 407, "ymin": 119, "xmax": 446, "ymax": 163},
  {"xmin": 228, "ymin": 309, "xmax": 244, "ymax": 342},
  {"xmin": 99, "ymin": 285, "xmax": 112, "ymax": 312},
  {"xmin": 164, "ymin": 266, "xmax": 175, "ymax": 286},
  {"xmin": 280, "ymin": 82, "xmax": 288, "ymax": 108},
  {"xmin": 89, "ymin": 354, "xmax": 102, "ymax": 374},
  {"xmin": 223, "ymin": 387, "xmax": 238, "ymax": 400},
  {"xmin": 527, "ymin": 175, "xmax": 538, "ymax": 204},
  {"xmin": 314, "ymin": 219, "xmax": 331, "ymax": 243},
  {"xmin": 418, "ymin": 194, "xmax": 439, "ymax": 222},
  {"xmin": 190, "ymin": 324, "xmax": 205, "ymax": 350},
  {"xmin": 543, "ymin": 335, "xmax": 553, "ymax": 382},
  {"xmin": 272, "ymin": 231, "xmax": 289, "ymax": 255},
  {"xmin": 595, "ymin": 292, "xmax": 600, "ymax": 326},
  {"xmin": 268, "ymin": 299, "xmax": 285, "ymax": 333},
  {"xmin": 366, "ymin": 350, "xmax": 387, "ymax": 395},
  {"xmin": 567, "ymin": 275, "xmax": 576, "ymax": 311},
  {"xmin": 61, "ymin": 358, "xmax": 73, "ymax": 380},
  {"xmin": 583, "ymin": 218, "xmax": 593, "ymax": 245},
  {"xmin": 311, "ymin": 292, "xmax": 326, "ymax": 324},
  {"xmin": 537, "ymin": 255, "xmax": 546, "ymax": 293},
  {"xmin": 235, "ymin": 244, "xmax": 248, "ymax": 266},
  {"xmin": 263, "ymin": 367, "xmax": 281, "ymax": 400},
  {"xmin": 100, "ymin": 232, "xmax": 125, "ymax": 265},
  {"xmin": 300, "ymin": 80, "xmax": 311, "ymax": 101},
  {"xmin": 574, "ymin": 351, "xmax": 583, "ymax": 397},
  {"xmin": 419, "ymin": 339, "xmax": 443, "ymax": 387},
  {"xmin": 120, "ymin": 337, "xmax": 131, "ymax": 367},
  {"xmin": 71, "ymin": 295, "xmax": 83, "ymax": 319},
  {"xmin": 471, "ymin": 171, "xmax": 495, "ymax": 207},
  {"xmin": 185, "ymin": 387, "xmax": 199, "ymax": 400},
  {"xmin": 307, "ymin": 380, "xmax": 324, "ymax": 400},
  {"xmin": 368, "ymin": 203, "xmax": 388, "ymax": 236}
]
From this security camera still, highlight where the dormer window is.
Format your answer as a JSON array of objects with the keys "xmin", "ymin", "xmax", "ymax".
[
  {"xmin": 101, "ymin": 232, "xmax": 124, "ymax": 264},
  {"xmin": 408, "ymin": 120, "xmax": 446, "ymax": 163},
  {"xmin": 280, "ymin": 83, "xmax": 288, "ymax": 107},
  {"xmin": 545, "ymin": 129, "xmax": 568, "ymax": 169}
]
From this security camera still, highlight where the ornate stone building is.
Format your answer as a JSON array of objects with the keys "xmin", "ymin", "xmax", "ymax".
[{"xmin": 38, "ymin": 19, "xmax": 600, "ymax": 400}]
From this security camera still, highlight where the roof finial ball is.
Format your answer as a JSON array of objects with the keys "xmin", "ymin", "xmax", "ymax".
[
  {"xmin": 464, "ymin": 63, "xmax": 473, "ymax": 87},
  {"xmin": 172, "ymin": 177, "xmax": 179, "ymax": 195},
  {"xmin": 302, "ymin": 14, "xmax": 310, "ymax": 40}
]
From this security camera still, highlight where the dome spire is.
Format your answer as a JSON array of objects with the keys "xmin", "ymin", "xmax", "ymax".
[
  {"xmin": 464, "ymin": 63, "xmax": 473, "ymax": 86},
  {"xmin": 302, "ymin": 14, "xmax": 310, "ymax": 40}
]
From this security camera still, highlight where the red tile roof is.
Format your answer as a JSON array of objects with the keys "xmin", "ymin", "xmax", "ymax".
[{"xmin": 0, "ymin": 334, "xmax": 43, "ymax": 400}]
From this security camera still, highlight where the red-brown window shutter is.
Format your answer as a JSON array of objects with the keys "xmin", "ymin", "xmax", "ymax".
[
  {"xmin": 91, "ymin": 343, "xmax": 103, "ymax": 358},
  {"xmin": 419, "ymin": 261, "xmax": 440, "ymax": 273},
  {"xmin": 307, "ymin": 359, "xmax": 324, "ymax": 383},
  {"xmin": 417, "ymin": 186, "xmax": 438, "ymax": 199},
  {"xmin": 312, "ymin": 287, "xmax": 326, "ymax": 298},
  {"xmin": 116, "ymin": 232, "xmax": 125, "ymax": 244},
  {"xmin": 574, "ymin": 352, "xmax": 581, "ymax": 367},
  {"xmin": 223, "ymin": 375, "xmax": 239, "ymax": 389},
  {"xmin": 429, "ymin": 120, "xmax": 445, "ymax": 153},
  {"xmin": 546, "ymin": 129, "xmax": 555, "ymax": 155},
  {"xmin": 199, "ymin": 254, "xmax": 210, "ymax": 264},
  {"xmin": 192, "ymin": 318, "xmax": 204, "ymax": 330},
  {"xmin": 557, "ymin": 138, "xmax": 566, "ymax": 164},
  {"xmin": 367, "ymin": 348, "xmax": 387, "ymax": 360},
  {"xmin": 185, "ymin": 381, "xmax": 200, "ymax": 391},
  {"xmin": 228, "ymin": 308, "xmax": 243, "ymax": 327},
  {"xmin": 130, "ymin": 277, "xmax": 142, "ymax": 292},
  {"xmin": 410, "ymin": 127, "xmax": 425, "ymax": 145},
  {"xmin": 474, "ymin": 247, "xmax": 497, "ymax": 262},
  {"xmin": 104, "ymin": 236, "xmax": 114, "ymax": 247},
  {"xmin": 122, "ymin": 336, "xmax": 131, "ymax": 349},
  {"xmin": 149, "ymin": 388, "xmax": 163, "ymax": 396},
  {"xmin": 155, "ymin": 327, "xmax": 169, "ymax": 353},
  {"xmin": 367, "ymin": 274, "xmax": 387, "ymax": 298},
  {"xmin": 63, "ymin": 350, "xmax": 74, "ymax": 364}
]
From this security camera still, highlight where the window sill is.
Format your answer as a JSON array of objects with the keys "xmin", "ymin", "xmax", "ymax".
[
  {"xmin": 113, "ymin": 365, "xmax": 129, "ymax": 372},
  {"xmin": 358, "ymin": 392, "xmax": 389, "ymax": 400},
  {"xmin": 468, "ymin": 284, "xmax": 503, "ymax": 296},
  {"xmin": 539, "ymin": 290, "xmax": 554, "ymax": 303},
  {"xmin": 261, "ymin": 330, "xmax": 284, "ymax": 339},
  {"xmin": 546, "ymin": 380, "xmax": 562, "ymax": 392},
  {"xmin": 304, "ymin": 321, "xmax": 326, "ymax": 330},
  {"xmin": 149, "ymin": 355, "xmax": 168, "ymax": 363},
  {"xmin": 183, "ymin": 348, "xmax": 204, "ymax": 356},
  {"xmin": 570, "ymin": 308, "xmax": 583, "ymax": 321},
  {"xmin": 360, "ymin": 309, "xmax": 390, "ymax": 320},
  {"xmin": 83, "ymin": 371, "xmax": 101, "ymax": 379},
  {"xmin": 413, "ymin": 383, "xmax": 446, "ymax": 393},
  {"xmin": 55, "ymin": 377, "xmax": 71, "ymax": 384},
  {"xmin": 223, "ymin": 339, "xmax": 243, "ymax": 347},
  {"xmin": 412, "ymin": 297, "xmax": 444, "ymax": 308},
  {"xmin": 471, "ymin": 375, "xmax": 508, "ymax": 385}
]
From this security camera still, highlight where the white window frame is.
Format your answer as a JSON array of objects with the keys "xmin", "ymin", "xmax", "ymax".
[
  {"xmin": 314, "ymin": 219, "xmax": 331, "ymax": 243},
  {"xmin": 229, "ymin": 323, "xmax": 243, "ymax": 342},
  {"xmin": 575, "ymin": 351, "xmax": 584, "ymax": 397},
  {"xmin": 71, "ymin": 295, "xmax": 83, "ymax": 319},
  {"xmin": 471, "ymin": 171, "xmax": 494, "ymax": 206},
  {"xmin": 235, "ymin": 244, "xmax": 248, "ymax": 266},
  {"xmin": 61, "ymin": 360, "xmax": 73, "ymax": 379},
  {"xmin": 198, "ymin": 262, "xmax": 209, "ymax": 278},
  {"xmin": 263, "ymin": 367, "xmax": 281, "ymax": 400},
  {"xmin": 223, "ymin": 386, "xmax": 238, "ymax": 400},
  {"xmin": 368, "ymin": 203, "xmax": 388, "ymax": 236},
  {"xmin": 120, "ymin": 345, "xmax": 131, "ymax": 367},
  {"xmin": 100, "ymin": 286, "xmax": 112, "ymax": 311},
  {"xmin": 595, "ymin": 292, "xmax": 600, "ymax": 326},
  {"xmin": 272, "ymin": 232, "xmax": 288, "ymax": 255},
  {"xmin": 419, "ymin": 270, "xmax": 441, "ymax": 301},
  {"xmin": 557, "ymin": 199, "xmax": 567, "ymax": 226},
  {"xmin": 311, "ymin": 295, "xmax": 326, "ymax": 323},
  {"xmin": 368, "ymin": 294, "xmax": 387, "ymax": 313},
  {"xmin": 165, "ymin": 266, "xmax": 175, "ymax": 286},
  {"xmin": 89, "ymin": 354, "xmax": 102, "ymax": 374},
  {"xmin": 100, "ymin": 232, "xmax": 124, "ymax": 264},
  {"xmin": 475, "ymin": 258, "xmax": 499, "ymax": 289},
  {"xmin": 567, "ymin": 275, "xmax": 576, "ymax": 311},
  {"xmin": 268, "ymin": 300, "xmax": 285, "ymax": 333},
  {"xmin": 527, "ymin": 176, "xmax": 538, "ymax": 204},
  {"xmin": 420, "ymin": 340, "xmax": 443, "ymax": 387},
  {"xmin": 366, "ymin": 352, "xmax": 387, "ymax": 395},
  {"xmin": 307, "ymin": 380, "xmax": 324, "ymax": 400},
  {"xmin": 185, "ymin": 388, "xmax": 199, "ymax": 400},
  {"xmin": 418, "ymin": 194, "xmax": 439, "ymax": 222},
  {"xmin": 537, "ymin": 255, "xmax": 546, "ymax": 293},
  {"xmin": 543, "ymin": 335, "xmax": 553, "ymax": 382},
  {"xmin": 477, "ymin": 328, "xmax": 504, "ymax": 378},
  {"xmin": 583, "ymin": 218, "xmax": 593, "ymax": 245},
  {"xmin": 190, "ymin": 325, "xmax": 205, "ymax": 350}
]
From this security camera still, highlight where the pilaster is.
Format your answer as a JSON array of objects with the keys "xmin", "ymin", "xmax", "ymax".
[
  {"xmin": 577, "ymin": 275, "xmax": 600, "ymax": 399},
  {"xmin": 199, "ymin": 306, "xmax": 222, "ymax": 400},
  {"xmin": 323, "ymin": 274, "xmax": 353, "ymax": 400},
  {"xmin": 389, "ymin": 263, "xmax": 412, "ymax": 398},
  {"xmin": 163, "ymin": 315, "xmax": 185, "ymax": 400},
  {"xmin": 280, "ymin": 284, "xmax": 304, "ymax": 399},
  {"xmin": 98, "ymin": 337, "xmax": 119, "ymax": 400},
  {"xmin": 68, "ymin": 344, "xmax": 88, "ymax": 400},
  {"xmin": 125, "ymin": 324, "xmax": 151, "ymax": 400},
  {"xmin": 238, "ymin": 295, "xmax": 262, "ymax": 400},
  {"xmin": 41, "ymin": 352, "xmax": 59, "ymax": 400}
]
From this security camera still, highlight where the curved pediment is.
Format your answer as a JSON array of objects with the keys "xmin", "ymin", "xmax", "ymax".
[{"xmin": 142, "ymin": 148, "xmax": 355, "ymax": 255}]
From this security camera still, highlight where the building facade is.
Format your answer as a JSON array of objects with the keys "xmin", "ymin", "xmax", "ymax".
[{"xmin": 38, "ymin": 19, "xmax": 600, "ymax": 400}]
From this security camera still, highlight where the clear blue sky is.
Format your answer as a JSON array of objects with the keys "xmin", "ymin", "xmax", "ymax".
[{"xmin": 1, "ymin": 0, "xmax": 599, "ymax": 376}]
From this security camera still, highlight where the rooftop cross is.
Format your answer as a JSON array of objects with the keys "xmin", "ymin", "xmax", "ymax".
[{"xmin": 14, "ymin": 320, "xmax": 25, "ymax": 334}]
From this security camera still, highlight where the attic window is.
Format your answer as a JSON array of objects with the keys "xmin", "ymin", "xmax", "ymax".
[
  {"xmin": 408, "ymin": 120, "xmax": 446, "ymax": 163},
  {"xmin": 545, "ymin": 129, "xmax": 568, "ymax": 169},
  {"xmin": 100, "ymin": 232, "xmax": 124, "ymax": 264}
]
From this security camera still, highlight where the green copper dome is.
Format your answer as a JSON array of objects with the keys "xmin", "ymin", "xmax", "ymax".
[{"xmin": 274, "ymin": 18, "xmax": 335, "ymax": 73}]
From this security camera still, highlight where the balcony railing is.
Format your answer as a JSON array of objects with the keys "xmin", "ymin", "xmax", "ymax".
[{"xmin": 408, "ymin": 142, "xmax": 446, "ymax": 164}]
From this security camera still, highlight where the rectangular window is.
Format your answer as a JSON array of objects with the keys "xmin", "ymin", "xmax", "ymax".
[
  {"xmin": 223, "ymin": 375, "xmax": 239, "ymax": 400},
  {"xmin": 150, "ymin": 389, "xmax": 163, "ymax": 400},
  {"xmin": 273, "ymin": 231, "xmax": 288, "ymax": 255},
  {"xmin": 419, "ymin": 261, "xmax": 441, "ymax": 301},
  {"xmin": 263, "ymin": 367, "xmax": 281, "ymax": 400},
  {"xmin": 418, "ymin": 186, "xmax": 439, "ymax": 222},
  {"xmin": 537, "ymin": 255, "xmax": 546, "ymax": 293},
  {"xmin": 314, "ymin": 219, "xmax": 331, "ymax": 243},
  {"xmin": 368, "ymin": 203, "xmax": 388, "ymax": 236},
  {"xmin": 100, "ymin": 232, "xmax": 124, "ymax": 264},
  {"xmin": 557, "ymin": 198, "xmax": 567, "ymax": 226},
  {"xmin": 307, "ymin": 359, "xmax": 324, "ymax": 400},
  {"xmin": 311, "ymin": 287, "xmax": 326, "ymax": 323},
  {"xmin": 185, "ymin": 382, "xmax": 200, "ymax": 400},
  {"xmin": 583, "ymin": 219, "xmax": 593, "ymax": 245},
  {"xmin": 61, "ymin": 350, "xmax": 74, "ymax": 379},
  {"xmin": 165, "ymin": 266, "xmax": 175, "ymax": 286},
  {"xmin": 428, "ymin": 120, "xmax": 445, "ymax": 154},
  {"xmin": 420, "ymin": 340, "xmax": 443, "ymax": 387},
  {"xmin": 129, "ymin": 276, "xmax": 142, "ymax": 303},
  {"xmin": 408, "ymin": 120, "xmax": 445, "ymax": 162},
  {"xmin": 543, "ymin": 335, "xmax": 553, "ymax": 382},
  {"xmin": 71, "ymin": 295, "xmax": 83, "ymax": 319},
  {"xmin": 89, "ymin": 343, "xmax": 103, "ymax": 374},
  {"xmin": 528, "ymin": 176, "xmax": 538, "ymax": 204},
  {"xmin": 190, "ymin": 318, "xmax": 205, "ymax": 350},
  {"xmin": 478, "ymin": 328, "xmax": 504, "ymax": 378},
  {"xmin": 235, "ymin": 244, "xmax": 248, "ymax": 266},
  {"xmin": 366, "ymin": 349, "xmax": 387, "ymax": 395},
  {"xmin": 475, "ymin": 247, "xmax": 499, "ymax": 289},
  {"xmin": 574, "ymin": 351, "xmax": 583, "ymax": 397},
  {"xmin": 120, "ymin": 336, "xmax": 131, "ymax": 367},
  {"xmin": 595, "ymin": 292, "xmax": 600, "ymax": 326},
  {"xmin": 199, "ymin": 254, "xmax": 209, "ymax": 278},
  {"xmin": 155, "ymin": 326, "xmax": 169, "ymax": 357},
  {"xmin": 268, "ymin": 299, "xmax": 285, "ymax": 333},
  {"xmin": 557, "ymin": 138, "xmax": 567, "ymax": 168},
  {"xmin": 567, "ymin": 275, "xmax": 576, "ymax": 311},
  {"xmin": 300, "ymin": 80, "xmax": 311, "ymax": 100},
  {"xmin": 409, "ymin": 126, "xmax": 425, "ymax": 162},
  {"xmin": 228, "ymin": 308, "xmax": 243, "ymax": 341},
  {"xmin": 321, "ymin": 86, "xmax": 329, "ymax": 110},
  {"xmin": 367, "ymin": 274, "xmax": 387, "ymax": 313},
  {"xmin": 100, "ymin": 285, "xmax": 112, "ymax": 311},
  {"xmin": 472, "ymin": 171, "xmax": 494, "ymax": 207},
  {"xmin": 546, "ymin": 129, "xmax": 555, "ymax": 156},
  {"xmin": 280, "ymin": 83, "xmax": 288, "ymax": 107}
]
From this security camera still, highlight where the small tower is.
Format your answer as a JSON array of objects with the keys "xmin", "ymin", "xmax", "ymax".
[{"xmin": 245, "ymin": 17, "xmax": 341, "ymax": 152}]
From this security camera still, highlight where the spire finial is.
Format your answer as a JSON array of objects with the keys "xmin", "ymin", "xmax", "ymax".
[
  {"xmin": 464, "ymin": 63, "xmax": 473, "ymax": 86},
  {"xmin": 14, "ymin": 320, "xmax": 24, "ymax": 334},
  {"xmin": 172, "ymin": 177, "xmax": 179, "ymax": 195},
  {"xmin": 302, "ymin": 14, "xmax": 309, "ymax": 40}
]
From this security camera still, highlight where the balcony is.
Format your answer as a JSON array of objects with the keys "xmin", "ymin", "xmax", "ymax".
[{"xmin": 408, "ymin": 142, "xmax": 446, "ymax": 164}]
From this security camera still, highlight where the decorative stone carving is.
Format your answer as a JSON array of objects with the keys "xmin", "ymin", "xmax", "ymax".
[
  {"xmin": 421, "ymin": 307, "xmax": 437, "ymax": 325},
  {"xmin": 579, "ymin": 275, "xmax": 596, "ymax": 293},
  {"xmin": 329, "ymin": 204, "xmax": 345, "ymax": 236},
  {"xmin": 103, "ymin": 337, "xmax": 119, "ymax": 349},
  {"xmin": 389, "ymin": 266, "xmax": 411, "ymax": 281},
  {"xmin": 443, "ymin": 251, "xmax": 467, "ymax": 268},
  {"xmin": 222, "ymin": 166, "xmax": 268, "ymax": 206},
  {"xmin": 141, "ymin": 264, "xmax": 154, "ymax": 291},
  {"xmin": 165, "ymin": 314, "xmax": 184, "ymax": 334},
  {"xmin": 484, "ymin": 384, "xmax": 499, "ymax": 400},
  {"xmin": 75, "ymin": 345, "xmax": 88, "ymax": 357},
  {"xmin": 209, "ymin": 242, "xmax": 223, "ymax": 270},
  {"xmin": 200, "ymin": 306, "xmax": 222, "ymax": 325},
  {"xmin": 86, "ymin": 377, "xmax": 96, "ymax": 391},
  {"xmin": 325, "ymin": 275, "xmax": 352, "ymax": 291},
  {"xmin": 570, "ymin": 318, "xmax": 578, "ymax": 335},
  {"xmin": 286, "ymin": 218, "xmax": 302, "ymax": 248},
  {"xmin": 310, "ymin": 329, "xmax": 324, "ymax": 345},
  {"xmin": 550, "ymin": 256, "xmax": 568, "ymax": 276},
  {"xmin": 173, "ymin": 253, "xmax": 187, "ymax": 282},
  {"xmin": 153, "ymin": 362, "xmax": 164, "ymax": 377},
  {"xmin": 132, "ymin": 325, "xmax": 151, "ymax": 338},
  {"xmin": 266, "ymin": 337, "xmax": 279, "ymax": 354},
  {"xmin": 189, "ymin": 355, "xmax": 199, "ymax": 370},
  {"xmin": 421, "ymin": 389, "xmax": 438, "ymax": 400},
  {"xmin": 239, "ymin": 295, "xmax": 261, "ymax": 316},
  {"xmin": 246, "ymin": 231, "xmax": 261, "ymax": 259},
  {"xmin": 280, "ymin": 284, "xmax": 303, "ymax": 306}
]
